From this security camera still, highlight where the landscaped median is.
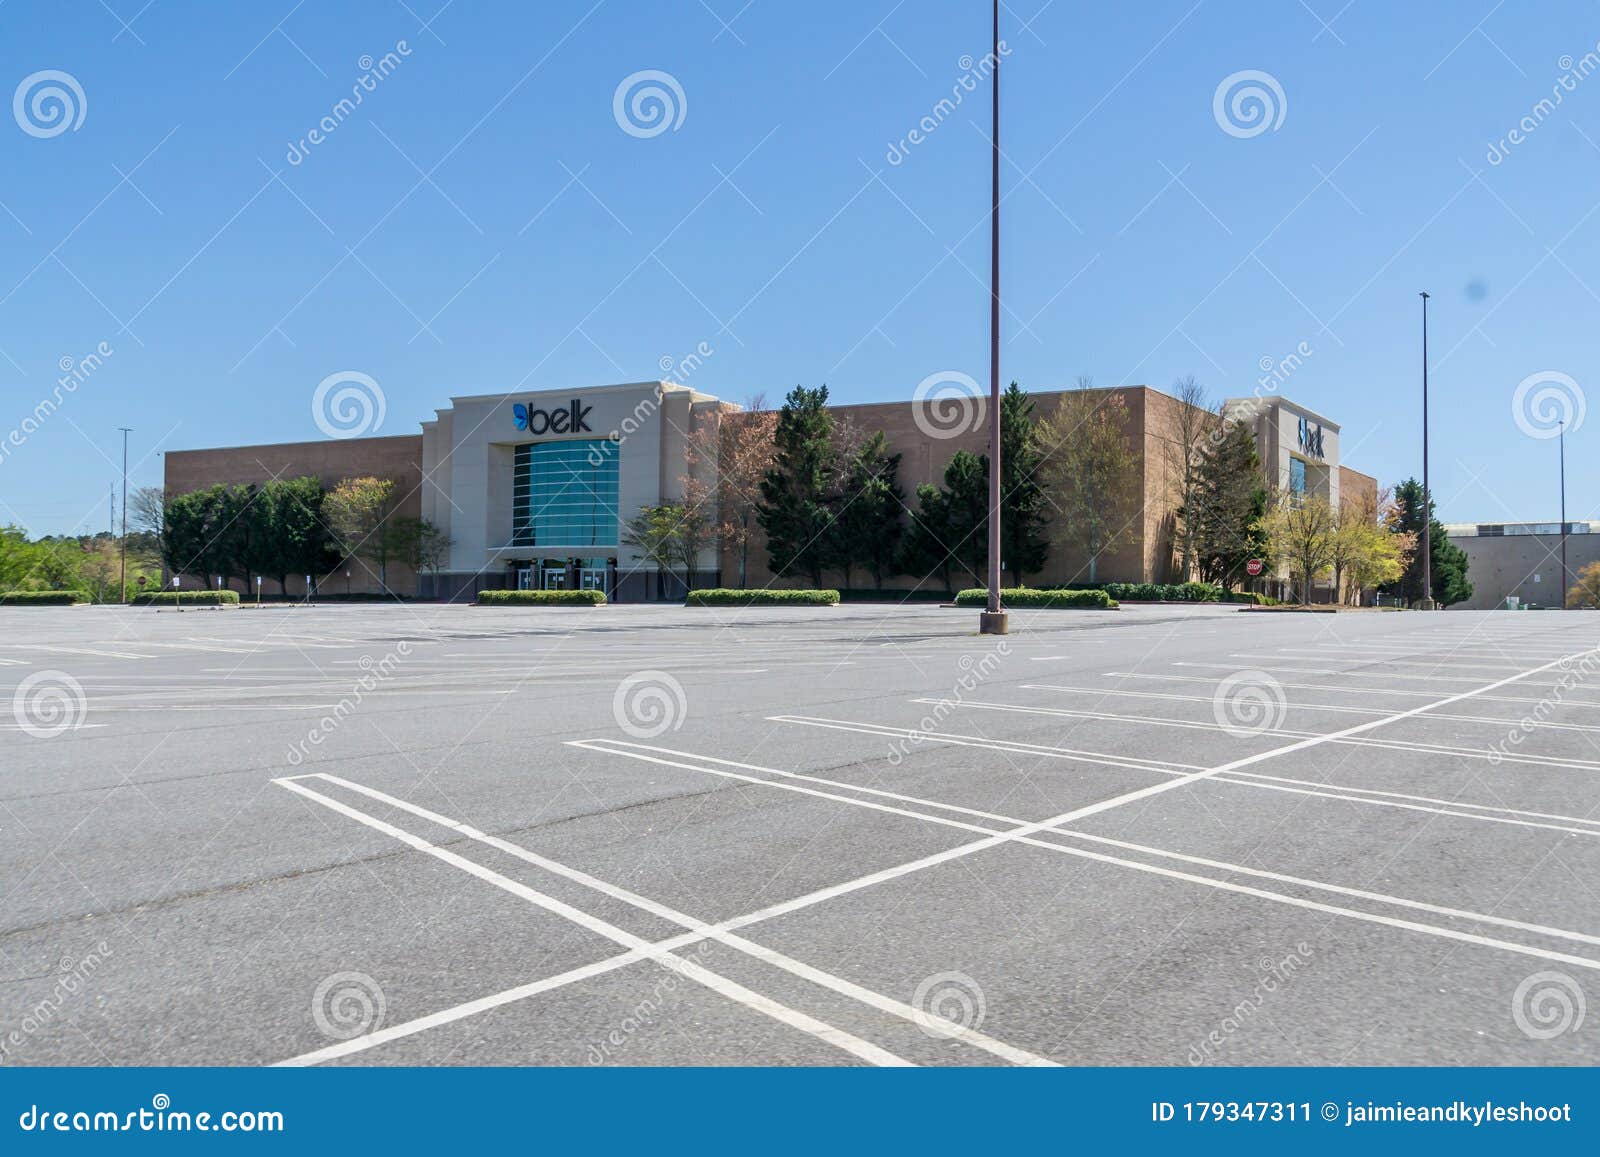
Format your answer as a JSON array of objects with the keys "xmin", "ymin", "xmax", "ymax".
[
  {"xmin": 0, "ymin": 591, "xmax": 90, "ymax": 605},
  {"xmin": 684, "ymin": 588, "xmax": 840, "ymax": 607},
  {"xmin": 131, "ymin": 591, "xmax": 241, "ymax": 607},
  {"xmin": 954, "ymin": 588, "xmax": 1119, "ymax": 609},
  {"xmin": 476, "ymin": 589, "xmax": 606, "ymax": 606}
]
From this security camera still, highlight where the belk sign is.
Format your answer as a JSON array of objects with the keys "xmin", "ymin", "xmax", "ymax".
[
  {"xmin": 1296, "ymin": 416, "xmax": 1325, "ymax": 459},
  {"xmin": 513, "ymin": 399, "xmax": 593, "ymax": 436}
]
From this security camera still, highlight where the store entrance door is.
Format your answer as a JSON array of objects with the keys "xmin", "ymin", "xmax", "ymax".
[
  {"xmin": 578, "ymin": 568, "xmax": 606, "ymax": 593},
  {"xmin": 541, "ymin": 567, "xmax": 567, "ymax": 590},
  {"xmin": 515, "ymin": 567, "xmax": 533, "ymax": 591}
]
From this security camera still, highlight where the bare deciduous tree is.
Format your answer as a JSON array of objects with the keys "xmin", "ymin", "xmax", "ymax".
[{"xmin": 1034, "ymin": 386, "xmax": 1141, "ymax": 584}]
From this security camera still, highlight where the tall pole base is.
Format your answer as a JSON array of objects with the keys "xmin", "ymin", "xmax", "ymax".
[{"xmin": 978, "ymin": 611, "xmax": 1009, "ymax": 635}]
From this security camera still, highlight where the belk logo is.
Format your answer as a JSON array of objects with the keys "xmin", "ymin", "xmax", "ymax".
[
  {"xmin": 1297, "ymin": 416, "xmax": 1325, "ymax": 459},
  {"xmin": 513, "ymin": 399, "xmax": 593, "ymax": 435}
]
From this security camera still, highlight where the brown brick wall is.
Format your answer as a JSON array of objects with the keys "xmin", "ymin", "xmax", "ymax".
[
  {"xmin": 163, "ymin": 435, "xmax": 424, "ymax": 596},
  {"xmin": 720, "ymin": 386, "xmax": 1174, "ymax": 590}
]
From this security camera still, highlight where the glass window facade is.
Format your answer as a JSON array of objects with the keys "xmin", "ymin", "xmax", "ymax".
[
  {"xmin": 512, "ymin": 439, "xmax": 619, "ymax": 548},
  {"xmin": 1288, "ymin": 456, "xmax": 1307, "ymax": 496}
]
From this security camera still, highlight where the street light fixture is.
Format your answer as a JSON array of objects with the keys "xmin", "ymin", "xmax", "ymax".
[{"xmin": 979, "ymin": 0, "xmax": 1008, "ymax": 635}]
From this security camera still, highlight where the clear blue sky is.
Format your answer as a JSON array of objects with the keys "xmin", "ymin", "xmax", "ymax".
[{"xmin": 2, "ymin": 0, "xmax": 1596, "ymax": 535}]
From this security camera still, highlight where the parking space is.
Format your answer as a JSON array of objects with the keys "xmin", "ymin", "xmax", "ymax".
[{"xmin": 3, "ymin": 602, "xmax": 1598, "ymax": 1066}]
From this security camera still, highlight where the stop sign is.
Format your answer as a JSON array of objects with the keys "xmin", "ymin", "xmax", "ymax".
[{"xmin": 1246, "ymin": 558, "xmax": 1264, "ymax": 577}]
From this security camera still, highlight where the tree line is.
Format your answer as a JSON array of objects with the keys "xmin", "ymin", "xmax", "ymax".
[
  {"xmin": 623, "ymin": 379, "xmax": 1466, "ymax": 607},
  {"xmin": 157, "ymin": 475, "xmax": 449, "ymax": 595}
]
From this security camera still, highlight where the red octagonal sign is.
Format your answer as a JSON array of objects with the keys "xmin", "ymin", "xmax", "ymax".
[{"xmin": 1245, "ymin": 558, "xmax": 1264, "ymax": 577}]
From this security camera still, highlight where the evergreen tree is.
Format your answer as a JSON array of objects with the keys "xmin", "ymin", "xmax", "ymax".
[
  {"xmin": 898, "ymin": 452, "xmax": 990, "ymax": 590},
  {"xmin": 832, "ymin": 430, "xmax": 904, "ymax": 589},
  {"xmin": 756, "ymin": 385, "xmax": 837, "ymax": 587},
  {"xmin": 938, "ymin": 450, "xmax": 990, "ymax": 587},
  {"xmin": 1191, "ymin": 419, "xmax": 1269, "ymax": 589},
  {"xmin": 1381, "ymin": 478, "xmax": 1473, "ymax": 607},
  {"xmin": 899, "ymin": 483, "xmax": 954, "ymax": 592},
  {"xmin": 992, "ymin": 381, "xmax": 1048, "ymax": 586},
  {"xmin": 270, "ymin": 477, "xmax": 338, "ymax": 593}
]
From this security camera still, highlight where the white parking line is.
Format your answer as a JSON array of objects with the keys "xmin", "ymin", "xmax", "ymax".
[
  {"xmin": 919, "ymin": 698, "xmax": 1600, "ymax": 773},
  {"xmin": 273, "ymin": 777, "xmax": 912, "ymax": 1068},
  {"xmin": 1102, "ymin": 670, "xmax": 1598, "ymax": 711},
  {"xmin": 1, "ymin": 644, "xmax": 148, "ymax": 660},
  {"xmin": 1166, "ymin": 660, "xmax": 1600, "ymax": 694},
  {"xmin": 768, "ymin": 715, "xmax": 1600, "ymax": 838},
  {"xmin": 1022, "ymin": 683, "xmax": 1600, "ymax": 736},
  {"xmin": 288, "ymin": 772, "xmax": 1054, "ymax": 1067},
  {"xmin": 1238, "ymin": 651, "xmax": 1569, "ymax": 673},
  {"xmin": 571, "ymin": 741, "xmax": 1600, "ymax": 967}
]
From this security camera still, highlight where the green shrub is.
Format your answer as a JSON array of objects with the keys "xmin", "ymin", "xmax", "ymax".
[
  {"xmin": 685, "ymin": 588, "xmax": 840, "ymax": 607},
  {"xmin": 0, "ymin": 590, "xmax": 90, "ymax": 605},
  {"xmin": 131, "ymin": 590, "xmax": 241, "ymax": 606},
  {"xmin": 1222, "ymin": 590, "xmax": 1281, "ymax": 606},
  {"xmin": 1096, "ymin": 581, "xmax": 1221, "ymax": 603},
  {"xmin": 954, "ymin": 587, "xmax": 1118, "ymax": 609},
  {"xmin": 476, "ymin": 589, "xmax": 606, "ymax": 606}
]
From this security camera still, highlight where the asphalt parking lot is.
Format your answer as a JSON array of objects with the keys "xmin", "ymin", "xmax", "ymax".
[{"xmin": 2, "ymin": 600, "xmax": 1598, "ymax": 1067}]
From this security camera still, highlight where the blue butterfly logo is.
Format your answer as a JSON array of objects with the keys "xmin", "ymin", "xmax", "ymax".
[{"xmin": 513, "ymin": 402, "xmax": 529, "ymax": 431}]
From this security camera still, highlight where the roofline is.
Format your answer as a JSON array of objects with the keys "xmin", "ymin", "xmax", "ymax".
[{"xmin": 1222, "ymin": 395, "xmax": 1342, "ymax": 431}]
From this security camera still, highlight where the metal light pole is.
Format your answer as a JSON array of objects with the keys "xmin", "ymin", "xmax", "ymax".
[
  {"xmin": 1560, "ymin": 418, "xmax": 1569, "ymax": 607},
  {"xmin": 1419, "ymin": 293, "xmax": 1433, "ymax": 610},
  {"xmin": 118, "ymin": 426, "xmax": 131, "ymax": 604},
  {"xmin": 979, "ymin": 0, "xmax": 1008, "ymax": 635}
]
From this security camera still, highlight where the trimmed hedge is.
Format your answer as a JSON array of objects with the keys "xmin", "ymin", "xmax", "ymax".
[
  {"xmin": 477, "ymin": 589, "xmax": 606, "ymax": 606},
  {"xmin": 955, "ymin": 588, "xmax": 1119, "ymax": 610},
  {"xmin": 132, "ymin": 590, "xmax": 241, "ymax": 606},
  {"xmin": 685, "ymin": 588, "xmax": 840, "ymax": 607},
  {"xmin": 1098, "ymin": 581, "xmax": 1221, "ymax": 603},
  {"xmin": 0, "ymin": 590, "xmax": 89, "ymax": 605}
]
